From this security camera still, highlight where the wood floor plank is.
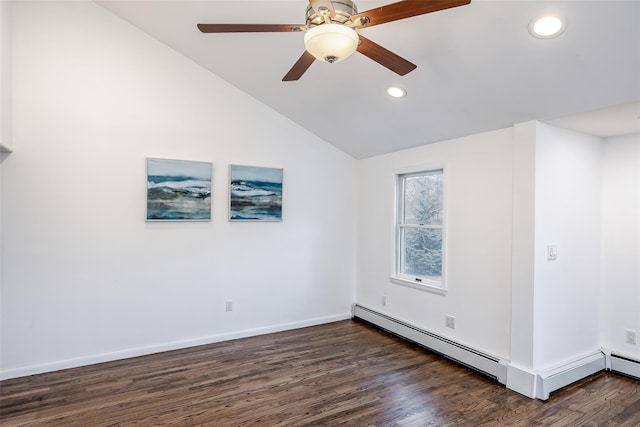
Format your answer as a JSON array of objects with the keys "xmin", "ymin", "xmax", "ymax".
[{"xmin": 1, "ymin": 319, "xmax": 639, "ymax": 426}]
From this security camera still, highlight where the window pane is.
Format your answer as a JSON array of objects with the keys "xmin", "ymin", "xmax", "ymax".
[
  {"xmin": 401, "ymin": 227, "xmax": 442, "ymax": 280},
  {"xmin": 403, "ymin": 172, "xmax": 443, "ymax": 225}
]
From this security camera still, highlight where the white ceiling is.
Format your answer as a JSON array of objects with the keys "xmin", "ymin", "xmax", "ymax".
[{"xmin": 97, "ymin": 0, "xmax": 640, "ymax": 159}]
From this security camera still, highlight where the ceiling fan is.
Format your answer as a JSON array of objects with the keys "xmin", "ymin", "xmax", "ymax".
[{"xmin": 198, "ymin": 0, "xmax": 470, "ymax": 81}]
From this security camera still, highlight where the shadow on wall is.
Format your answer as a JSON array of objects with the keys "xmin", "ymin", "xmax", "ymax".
[{"xmin": 0, "ymin": 151, "xmax": 10, "ymax": 163}]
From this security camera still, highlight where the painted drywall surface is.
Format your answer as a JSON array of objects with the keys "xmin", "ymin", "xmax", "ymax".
[
  {"xmin": 1, "ymin": 1, "xmax": 356, "ymax": 377},
  {"xmin": 532, "ymin": 123, "xmax": 602, "ymax": 370},
  {"xmin": 510, "ymin": 121, "xmax": 537, "ymax": 371},
  {"xmin": 601, "ymin": 133, "xmax": 640, "ymax": 359},
  {"xmin": 0, "ymin": 0, "xmax": 12, "ymax": 152},
  {"xmin": 356, "ymin": 128, "xmax": 514, "ymax": 360}
]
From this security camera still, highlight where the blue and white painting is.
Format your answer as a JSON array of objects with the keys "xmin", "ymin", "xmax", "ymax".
[
  {"xmin": 146, "ymin": 158, "xmax": 212, "ymax": 221},
  {"xmin": 229, "ymin": 165, "xmax": 283, "ymax": 221}
]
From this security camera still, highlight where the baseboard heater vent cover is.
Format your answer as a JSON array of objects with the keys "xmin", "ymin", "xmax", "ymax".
[
  {"xmin": 351, "ymin": 303, "xmax": 507, "ymax": 384},
  {"xmin": 610, "ymin": 353, "xmax": 640, "ymax": 379},
  {"xmin": 536, "ymin": 351, "xmax": 605, "ymax": 400}
]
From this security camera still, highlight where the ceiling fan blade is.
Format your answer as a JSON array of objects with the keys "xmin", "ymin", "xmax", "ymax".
[
  {"xmin": 282, "ymin": 51, "xmax": 316, "ymax": 81},
  {"xmin": 309, "ymin": 0, "xmax": 336, "ymax": 18},
  {"xmin": 357, "ymin": 35, "xmax": 417, "ymax": 76},
  {"xmin": 197, "ymin": 24, "xmax": 306, "ymax": 33},
  {"xmin": 352, "ymin": 0, "xmax": 470, "ymax": 28}
]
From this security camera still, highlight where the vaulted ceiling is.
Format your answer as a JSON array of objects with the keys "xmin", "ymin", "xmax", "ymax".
[{"xmin": 97, "ymin": 0, "xmax": 640, "ymax": 159}]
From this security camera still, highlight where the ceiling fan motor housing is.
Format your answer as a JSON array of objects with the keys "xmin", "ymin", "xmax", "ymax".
[{"xmin": 306, "ymin": 0, "xmax": 358, "ymax": 27}]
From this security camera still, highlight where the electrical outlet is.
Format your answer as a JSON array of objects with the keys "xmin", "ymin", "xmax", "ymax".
[
  {"xmin": 445, "ymin": 315, "xmax": 456, "ymax": 329},
  {"xmin": 382, "ymin": 295, "xmax": 387, "ymax": 306},
  {"xmin": 626, "ymin": 329, "xmax": 637, "ymax": 345},
  {"xmin": 225, "ymin": 300, "xmax": 233, "ymax": 312}
]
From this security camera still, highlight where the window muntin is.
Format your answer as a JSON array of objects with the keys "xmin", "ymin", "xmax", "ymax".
[{"xmin": 396, "ymin": 170, "xmax": 445, "ymax": 289}]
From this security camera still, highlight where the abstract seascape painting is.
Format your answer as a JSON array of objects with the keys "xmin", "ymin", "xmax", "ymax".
[
  {"xmin": 146, "ymin": 158, "xmax": 212, "ymax": 221},
  {"xmin": 229, "ymin": 165, "xmax": 283, "ymax": 221}
]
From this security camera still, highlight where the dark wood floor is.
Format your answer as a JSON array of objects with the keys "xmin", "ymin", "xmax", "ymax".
[{"xmin": 1, "ymin": 319, "xmax": 638, "ymax": 426}]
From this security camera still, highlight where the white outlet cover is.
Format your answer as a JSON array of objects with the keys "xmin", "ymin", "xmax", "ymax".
[{"xmin": 445, "ymin": 315, "xmax": 456, "ymax": 329}]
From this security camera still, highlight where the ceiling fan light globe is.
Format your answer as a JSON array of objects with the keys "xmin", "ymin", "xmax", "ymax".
[{"xmin": 304, "ymin": 24, "xmax": 359, "ymax": 63}]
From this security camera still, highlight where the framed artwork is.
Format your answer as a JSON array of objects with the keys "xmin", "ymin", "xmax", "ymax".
[
  {"xmin": 146, "ymin": 158, "xmax": 212, "ymax": 221},
  {"xmin": 229, "ymin": 165, "xmax": 283, "ymax": 221}
]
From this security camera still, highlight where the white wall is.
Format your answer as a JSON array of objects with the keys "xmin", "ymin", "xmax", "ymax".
[
  {"xmin": 0, "ymin": 1, "xmax": 356, "ymax": 379},
  {"xmin": 356, "ymin": 128, "xmax": 514, "ymax": 360},
  {"xmin": 510, "ymin": 121, "xmax": 537, "ymax": 373},
  {"xmin": 2, "ymin": 0, "xmax": 637, "ymax": 392},
  {"xmin": 533, "ymin": 123, "xmax": 603, "ymax": 369},
  {"xmin": 0, "ymin": 0, "xmax": 10, "ymax": 360},
  {"xmin": 0, "ymin": 0, "xmax": 11, "ymax": 152},
  {"xmin": 509, "ymin": 121, "xmax": 604, "ymax": 396},
  {"xmin": 601, "ymin": 133, "xmax": 640, "ymax": 359}
]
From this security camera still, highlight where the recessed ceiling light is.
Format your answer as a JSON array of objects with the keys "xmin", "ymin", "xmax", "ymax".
[
  {"xmin": 387, "ymin": 86, "xmax": 407, "ymax": 98},
  {"xmin": 529, "ymin": 15, "xmax": 567, "ymax": 39}
]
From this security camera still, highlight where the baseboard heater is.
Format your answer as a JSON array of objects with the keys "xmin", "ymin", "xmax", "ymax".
[
  {"xmin": 351, "ymin": 303, "xmax": 508, "ymax": 384},
  {"xmin": 536, "ymin": 352, "xmax": 638, "ymax": 400},
  {"xmin": 610, "ymin": 353, "xmax": 640, "ymax": 379},
  {"xmin": 536, "ymin": 351, "xmax": 606, "ymax": 400}
]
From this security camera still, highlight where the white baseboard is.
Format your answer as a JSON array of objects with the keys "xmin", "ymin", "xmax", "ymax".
[
  {"xmin": 0, "ymin": 313, "xmax": 351, "ymax": 380},
  {"xmin": 506, "ymin": 363, "xmax": 538, "ymax": 398}
]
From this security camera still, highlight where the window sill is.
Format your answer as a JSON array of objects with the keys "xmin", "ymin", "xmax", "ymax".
[{"xmin": 389, "ymin": 276, "xmax": 447, "ymax": 296}]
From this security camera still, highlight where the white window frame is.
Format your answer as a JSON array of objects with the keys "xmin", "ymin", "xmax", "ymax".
[{"xmin": 390, "ymin": 167, "xmax": 447, "ymax": 295}]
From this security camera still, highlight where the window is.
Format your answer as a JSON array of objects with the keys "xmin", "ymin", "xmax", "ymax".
[{"xmin": 394, "ymin": 169, "xmax": 445, "ymax": 291}]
